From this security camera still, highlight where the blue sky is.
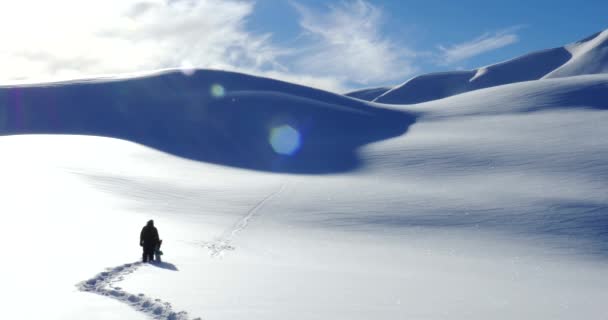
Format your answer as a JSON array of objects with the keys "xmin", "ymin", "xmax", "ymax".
[
  {"xmin": 0, "ymin": 0, "xmax": 606, "ymax": 92},
  {"xmin": 252, "ymin": 0, "xmax": 608, "ymax": 63},
  {"xmin": 250, "ymin": 0, "xmax": 607, "ymax": 85}
]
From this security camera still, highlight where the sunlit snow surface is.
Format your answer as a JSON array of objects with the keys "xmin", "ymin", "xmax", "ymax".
[
  {"xmin": 1, "ymin": 27, "xmax": 608, "ymax": 318},
  {"xmin": 372, "ymin": 30, "xmax": 608, "ymax": 104},
  {"xmin": 0, "ymin": 71, "xmax": 607, "ymax": 319}
]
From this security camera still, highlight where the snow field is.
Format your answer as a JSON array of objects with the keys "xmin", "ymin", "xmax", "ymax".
[{"xmin": 0, "ymin": 30, "xmax": 607, "ymax": 319}]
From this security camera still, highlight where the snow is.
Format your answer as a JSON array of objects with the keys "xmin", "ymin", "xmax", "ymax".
[
  {"xmin": 79, "ymin": 262, "xmax": 193, "ymax": 320},
  {"xmin": 344, "ymin": 86, "xmax": 391, "ymax": 101},
  {"xmin": 374, "ymin": 29, "xmax": 608, "ymax": 104},
  {"xmin": 1, "ymin": 30, "xmax": 608, "ymax": 320},
  {"xmin": 544, "ymin": 30, "xmax": 608, "ymax": 78},
  {"xmin": 0, "ymin": 69, "xmax": 412, "ymax": 174}
]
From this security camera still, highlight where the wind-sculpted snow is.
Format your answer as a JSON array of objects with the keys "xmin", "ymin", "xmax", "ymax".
[
  {"xmin": 375, "ymin": 47, "xmax": 572, "ymax": 104},
  {"xmin": 403, "ymin": 74, "xmax": 608, "ymax": 118},
  {"xmin": 374, "ymin": 29, "xmax": 608, "ymax": 104},
  {"xmin": 411, "ymin": 74, "xmax": 608, "ymax": 117},
  {"xmin": 78, "ymin": 262, "xmax": 200, "ymax": 320},
  {"xmin": 352, "ymin": 75, "xmax": 608, "ymax": 256},
  {"xmin": 545, "ymin": 30, "xmax": 608, "ymax": 78},
  {"xmin": 0, "ymin": 69, "xmax": 414, "ymax": 174}
]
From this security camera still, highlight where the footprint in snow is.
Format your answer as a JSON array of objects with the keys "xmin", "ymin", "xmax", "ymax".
[{"xmin": 77, "ymin": 262, "xmax": 201, "ymax": 320}]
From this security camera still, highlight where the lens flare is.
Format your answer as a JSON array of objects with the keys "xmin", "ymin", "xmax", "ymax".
[
  {"xmin": 179, "ymin": 61, "xmax": 196, "ymax": 76},
  {"xmin": 210, "ymin": 84, "xmax": 225, "ymax": 98},
  {"xmin": 270, "ymin": 125, "xmax": 301, "ymax": 155}
]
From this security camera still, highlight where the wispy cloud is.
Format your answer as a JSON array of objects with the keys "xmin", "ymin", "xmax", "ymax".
[
  {"xmin": 0, "ymin": 0, "xmax": 468, "ymax": 93},
  {"xmin": 290, "ymin": 0, "xmax": 417, "ymax": 86},
  {"xmin": 438, "ymin": 28, "xmax": 520, "ymax": 64},
  {"xmin": 0, "ymin": 0, "xmax": 410, "ymax": 92}
]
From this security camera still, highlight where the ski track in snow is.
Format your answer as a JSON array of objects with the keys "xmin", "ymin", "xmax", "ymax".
[
  {"xmin": 201, "ymin": 182, "xmax": 288, "ymax": 257},
  {"xmin": 78, "ymin": 262, "xmax": 201, "ymax": 320}
]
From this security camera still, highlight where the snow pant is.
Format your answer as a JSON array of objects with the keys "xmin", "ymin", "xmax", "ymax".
[{"xmin": 142, "ymin": 244, "xmax": 155, "ymax": 262}]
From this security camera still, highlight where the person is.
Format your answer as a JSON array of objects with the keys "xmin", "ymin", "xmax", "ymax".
[{"xmin": 140, "ymin": 220, "xmax": 160, "ymax": 263}]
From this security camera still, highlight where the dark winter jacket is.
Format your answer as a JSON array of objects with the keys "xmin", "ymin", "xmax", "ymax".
[{"xmin": 140, "ymin": 220, "xmax": 160, "ymax": 247}]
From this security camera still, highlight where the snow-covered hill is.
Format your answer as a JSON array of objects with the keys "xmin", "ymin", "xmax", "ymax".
[
  {"xmin": 544, "ymin": 30, "xmax": 608, "ymax": 78},
  {"xmin": 1, "ymin": 31, "xmax": 608, "ymax": 320},
  {"xmin": 0, "ymin": 69, "xmax": 412, "ymax": 173},
  {"xmin": 373, "ymin": 29, "xmax": 608, "ymax": 104},
  {"xmin": 344, "ymin": 86, "xmax": 391, "ymax": 101}
]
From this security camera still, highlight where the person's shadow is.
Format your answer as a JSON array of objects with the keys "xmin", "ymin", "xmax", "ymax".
[{"xmin": 150, "ymin": 261, "xmax": 179, "ymax": 271}]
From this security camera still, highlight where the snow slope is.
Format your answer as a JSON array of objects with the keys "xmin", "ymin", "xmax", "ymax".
[
  {"xmin": 1, "ymin": 64, "xmax": 607, "ymax": 320},
  {"xmin": 374, "ymin": 29, "xmax": 608, "ymax": 104},
  {"xmin": 0, "ymin": 69, "xmax": 412, "ymax": 174},
  {"xmin": 344, "ymin": 86, "xmax": 391, "ymax": 101},
  {"xmin": 544, "ymin": 30, "xmax": 608, "ymax": 78}
]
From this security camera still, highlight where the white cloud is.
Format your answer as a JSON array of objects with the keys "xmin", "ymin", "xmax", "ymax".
[
  {"xmin": 0, "ymin": 0, "xmax": 415, "ymax": 92},
  {"xmin": 290, "ymin": 0, "xmax": 417, "ymax": 86},
  {"xmin": 0, "ymin": 0, "xmax": 286, "ymax": 81},
  {"xmin": 438, "ymin": 29, "xmax": 520, "ymax": 64}
]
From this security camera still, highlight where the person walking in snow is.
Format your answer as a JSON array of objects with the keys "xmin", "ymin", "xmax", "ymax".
[{"xmin": 140, "ymin": 220, "xmax": 160, "ymax": 263}]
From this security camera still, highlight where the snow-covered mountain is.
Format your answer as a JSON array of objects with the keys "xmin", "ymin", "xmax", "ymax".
[
  {"xmin": 1, "ymin": 30, "xmax": 607, "ymax": 320},
  {"xmin": 369, "ymin": 29, "xmax": 608, "ymax": 104}
]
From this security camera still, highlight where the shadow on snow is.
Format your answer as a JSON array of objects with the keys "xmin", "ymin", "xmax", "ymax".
[
  {"xmin": 321, "ymin": 200, "xmax": 608, "ymax": 257},
  {"xmin": 0, "ymin": 69, "xmax": 416, "ymax": 174},
  {"xmin": 150, "ymin": 261, "xmax": 179, "ymax": 271}
]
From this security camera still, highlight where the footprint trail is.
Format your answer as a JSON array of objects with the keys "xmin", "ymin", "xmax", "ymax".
[
  {"xmin": 201, "ymin": 182, "xmax": 287, "ymax": 257},
  {"xmin": 78, "ymin": 262, "xmax": 200, "ymax": 320}
]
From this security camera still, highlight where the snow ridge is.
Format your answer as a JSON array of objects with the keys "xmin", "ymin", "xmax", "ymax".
[
  {"xmin": 344, "ymin": 86, "xmax": 391, "ymax": 101},
  {"xmin": 544, "ymin": 30, "xmax": 608, "ymax": 78},
  {"xmin": 372, "ymin": 29, "xmax": 608, "ymax": 104},
  {"xmin": 78, "ymin": 262, "xmax": 200, "ymax": 320},
  {"xmin": 0, "ymin": 69, "xmax": 414, "ymax": 174}
]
